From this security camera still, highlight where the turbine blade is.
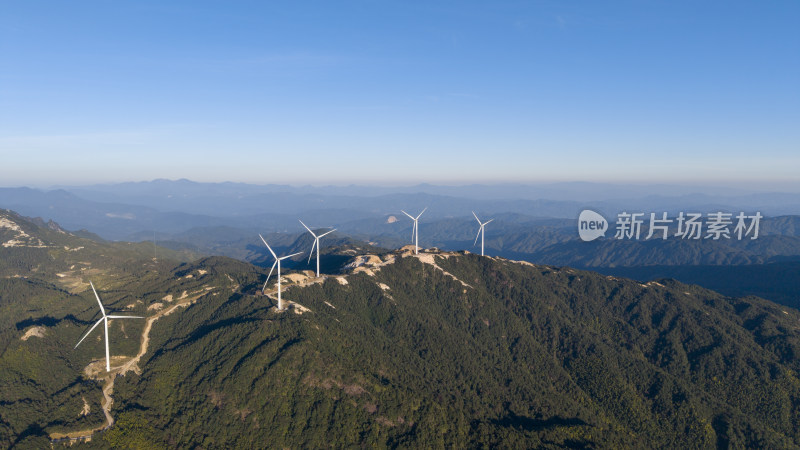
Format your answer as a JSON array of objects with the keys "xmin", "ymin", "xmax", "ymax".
[
  {"xmin": 265, "ymin": 260, "xmax": 277, "ymax": 287},
  {"xmin": 259, "ymin": 234, "xmax": 277, "ymax": 258},
  {"xmin": 106, "ymin": 315, "xmax": 144, "ymax": 319},
  {"xmin": 484, "ymin": 219, "xmax": 494, "ymax": 225},
  {"xmin": 411, "ymin": 221, "xmax": 416, "ymax": 242},
  {"xmin": 318, "ymin": 229, "xmax": 336, "ymax": 238},
  {"xmin": 472, "ymin": 211, "xmax": 481, "ymax": 224},
  {"xmin": 298, "ymin": 220, "xmax": 316, "ymax": 236},
  {"xmin": 474, "ymin": 227, "xmax": 482, "ymax": 246},
  {"xmin": 308, "ymin": 239, "xmax": 317, "ymax": 264},
  {"xmin": 281, "ymin": 251, "xmax": 303, "ymax": 260},
  {"xmin": 401, "ymin": 210, "xmax": 414, "ymax": 220},
  {"xmin": 89, "ymin": 281, "xmax": 106, "ymax": 317},
  {"xmin": 74, "ymin": 318, "xmax": 104, "ymax": 349},
  {"xmin": 416, "ymin": 207, "xmax": 427, "ymax": 219}
]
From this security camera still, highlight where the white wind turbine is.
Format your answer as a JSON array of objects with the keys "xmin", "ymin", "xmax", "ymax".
[
  {"xmin": 401, "ymin": 207, "xmax": 427, "ymax": 255},
  {"xmin": 74, "ymin": 281, "xmax": 143, "ymax": 372},
  {"xmin": 299, "ymin": 220, "xmax": 336, "ymax": 278},
  {"xmin": 472, "ymin": 211, "xmax": 494, "ymax": 256},
  {"xmin": 259, "ymin": 234, "xmax": 303, "ymax": 311}
]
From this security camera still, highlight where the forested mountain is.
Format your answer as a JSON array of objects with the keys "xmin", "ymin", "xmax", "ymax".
[
  {"xmin": 527, "ymin": 233, "xmax": 800, "ymax": 267},
  {"xmin": 4, "ymin": 208, "xmax": 800, "ymax": 448},
  {"xmin": 0, "ymin": 209, "xmax": 198, "ymax": 280},
  {"xmin": 0, "ymin": 210, "xmax": 209, "ymax": 447},
  {"xmin": 90, "ymin": 252, "xmax": 800, "ymax": 448},
  {"xmin": 595, "ymin": 261, "xmax": 800, "ymax": 310}
]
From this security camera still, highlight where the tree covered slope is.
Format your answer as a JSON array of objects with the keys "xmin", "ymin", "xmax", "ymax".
[
  {"xmin": 0, "ymin": 210, "xmax": 216, "ymax": 447},
  {"xmin": 101, "ymin": 251, "xmax": 800, "ymax": 448},
  {"xmin": 3, "ymin": 208, "xmax": 800, "ymax": 448}
]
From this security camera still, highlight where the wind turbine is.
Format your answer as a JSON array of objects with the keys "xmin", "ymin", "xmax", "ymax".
[
  {"xmin": 74, "ymin": 281, "xmax": 143, "ymax": 372},
  {"xmin": 299, "ymin": 220, "xmax": 336, "ymax": 278},
  {"xmin": 401, "ymin": 207, "xmax": 427, "ymax": 255},
  {"xmin": 259, "ymin": 234, "xmax": 303, "ymax": 311},
  {"xmin": 472, "ymin": 211, "xmax": 494, "ymax": 256}
]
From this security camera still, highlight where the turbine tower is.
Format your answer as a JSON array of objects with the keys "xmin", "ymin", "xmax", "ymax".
[
  {"xmin": 472, "ymin": 211, "xmax": 494, "ymax": 256},
  {"xmin": 401, "ymin": 207, "xmax": 427, "ymax": 255},
  {"xmin": 259, "ymin": 234, "xmax": 303, "ymax": 311},
  {"xmin": 74, "ymin": 281, "xmax": 143, "ymax": 372},
  {"xmin": 299, "ymin": 220, "xmax": 336, "ymax": 278}
]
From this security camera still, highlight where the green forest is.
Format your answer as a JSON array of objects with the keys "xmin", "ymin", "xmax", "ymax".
[{"xmin": 2, "ymin": 209, "xmax": 800, "ymax": 448}]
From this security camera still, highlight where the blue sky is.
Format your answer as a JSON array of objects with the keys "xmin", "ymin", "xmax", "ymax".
[{"xmin": 1, "ymin": 1, "xmax": 798, "ymax": 187}]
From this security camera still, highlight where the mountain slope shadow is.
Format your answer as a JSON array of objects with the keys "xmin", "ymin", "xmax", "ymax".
[{"xmin": 490, "ymin": 412, "xmax": 588, "ymax": 431}]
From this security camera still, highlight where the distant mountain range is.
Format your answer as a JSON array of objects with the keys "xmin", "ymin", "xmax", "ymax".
[
  {"xmin": 56, "ymin": 178, "xmax": 800, "ymax": 204},
  {"xmin": 3, "ymin": 179, "xmax": 800, "ymax": 310},
  {"xmin": 3, "ymin": 180, "xmax": 800, "ymax": 241}
]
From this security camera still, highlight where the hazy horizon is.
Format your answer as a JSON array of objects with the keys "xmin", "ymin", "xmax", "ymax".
[{"xmin": 2, "ymin": 178, "xmax": 797, "ymax": 196}]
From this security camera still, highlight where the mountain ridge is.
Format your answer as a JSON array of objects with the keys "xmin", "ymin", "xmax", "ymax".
[
  {"xmin": 3, "ymin": 208, "xmax": 800, "ymax": 447},
  {"xmin": 100, "ymin": 250, "xmax": 800, "ymax": 447}
]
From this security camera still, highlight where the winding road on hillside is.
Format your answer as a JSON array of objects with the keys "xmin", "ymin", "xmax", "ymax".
[
  {"xmin": 49, "ymin": 288, "xmax": 212, "ymax": 443},
  {"xmin": 48, "ymin": 250, "xmax": 417, "ymax": 443}
]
